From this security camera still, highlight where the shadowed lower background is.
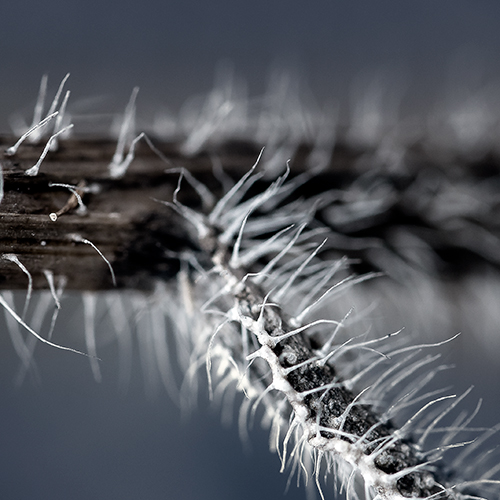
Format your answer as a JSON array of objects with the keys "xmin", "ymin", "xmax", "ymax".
[{"xmin": 2, "ymin": 1, "xmax": 500, "ymax": 499}]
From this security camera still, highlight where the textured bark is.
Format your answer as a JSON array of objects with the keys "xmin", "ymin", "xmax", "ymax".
[
  {"xmin": 0, "ymin": 136, "xmax": 364, "ymax": 291},
  {"xmin": 1, "ymin": 135, "xmax": 500, "ymax": 292}
]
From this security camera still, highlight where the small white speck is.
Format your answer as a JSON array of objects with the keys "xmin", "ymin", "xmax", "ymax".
[{"xmin": 40, "ymin": 241, "xmax": 46, "ymax": 246}]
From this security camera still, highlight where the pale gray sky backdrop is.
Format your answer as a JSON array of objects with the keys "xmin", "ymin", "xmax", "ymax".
[{"xmin": 2, "ymin": 1, "xmax": 500, "ymax": 128}]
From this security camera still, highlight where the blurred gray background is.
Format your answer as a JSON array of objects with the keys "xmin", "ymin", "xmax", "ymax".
[
  {"xmin": 2, "ymin": 0, "xmax": 500, "ymax": 130},
  {"xmin": 2, "ymin": 1, "xmax": 500, "ymax": 499}
]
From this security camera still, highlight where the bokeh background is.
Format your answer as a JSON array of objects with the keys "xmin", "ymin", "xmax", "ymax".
[
  {"xmin": 3, "ymin": 0, "xmax": 500, "ymax": 131},
  {"xmin": 2, "ymin": 1, "xmax": 500, "ymax": 499}
]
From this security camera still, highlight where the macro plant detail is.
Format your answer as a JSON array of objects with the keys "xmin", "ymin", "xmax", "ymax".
[{"xmin": 1, "ymin": 74, "xmax": 500, "ymax": 499}]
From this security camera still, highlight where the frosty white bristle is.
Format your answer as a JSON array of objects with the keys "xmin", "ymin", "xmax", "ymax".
[
  {"xmin": 2, "ymin": 291, "xmax": 34, "ymax": 377},
  {"xmin": 29, "ymin": 74, "xmax": 48, "ymax": 133},
  {"xmin": 274, "ymin": 239, "xmax": 328, "ymax": 301},
  {"xmin": 206, "ymin": 319, "xmax": 232, "ymax": 400},
  {"xmin": 209, "ymin": 148, "xmax": 264, "ymax": 224},
  {"xmin": 45, "ymin": 73, "xmax": 70, "ymax": 120},
  {"xmin": 0, "ymin": 293, "xmax": 88, "ymax": 356},
  {"xmin": 5, "ymin": 111, "xmax": 58, "ymax": 156},
  {"xmin": 219, "ymin": 169, "xmax": 290, "ymax": 245},
  {"xmin": 370, "ymin": 395, "xmax": 457, "ymax": 460},
  {"xmin": 69, "ymin": 234, "xmax": 117, "ymax": 287},
  {"xmin": 370, "ymin": 353, "xmax": 443, "ymax": 407},
  {"xmin": 109, "ymin": 86, "xmax": 139, "ymax": 172},
  {"xmin": 253, "ymin": 223, "xmax": 309, "ymax": 285},
  {"xmin": 43, "ymin": 269, "xmax": 61, "ymax": 310},
  {"xmin": 15, "ymin": 291, "xmax": 54, "ymax": 386},
  {"xmin": 83, "ymin": 293, "xmax": 101, "ymax": 382},
  {"xmin": 50, "ymin": 89, "xmax": 71, "ymax": 151},
  {"xmin": 237, "ymin": 223, "xmax": 295, "ymax": 268},
  {"xmin": 182, "ymin": 100, "xmax": 234, "ymax": 156},
  {"xmin": 180, "ymin": 66, "xmax": 241, "ymax": 156},
  {"xmin": 164, "ymin": 166, "xmax": 215, "ymax": 210},
  {"xmin": 2, "ymin": 254, "xmax": 32, "ymax": 319},
  {"xmin": 418, "ymin": 387, "xmax": 475, "ymax": 449},
  {"xmin": 17, "ymin": 73, "xmax": 72, "ymax": 146},
  {"xmin": 54, "ymin": 90, "xmax": 70, "ymax": 132},
  {"xmin": 43, "ymin": 272, "xmax": 67, "ymax": 340},
  {"xmin": 109, "ymin": 132, "xmax": 145, "ymax": 179},
  {"xmin": 25, "ymin": 123, "xmax": 74, "ymax": 176},
  {"xmin": 294, "ymin": 273, "xmax": 380, "ymax": 325},
  {"xmin": 158, "ymin": 198, "xmax": 210, "ymax": 242},
  {"xmin": 105, "ymin": 292, "xmax": 133, "ymax": 392},
  {"xmin": 295, "ymin": 256, "xmax": 349, "ymax": 315},
  {"xmin": 270, "ymin": 319, "xmax": 343, "ymax": 347}
]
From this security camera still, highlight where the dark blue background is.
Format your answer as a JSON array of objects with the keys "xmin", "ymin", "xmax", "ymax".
[{"xmin": 2, "ymin": 1, "xmax": 500, "ymax": 128}]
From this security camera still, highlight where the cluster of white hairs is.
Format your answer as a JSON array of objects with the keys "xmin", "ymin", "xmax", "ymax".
[{"xmin": 2, "ymin": 72, "xmax": 500, "ymax": 500}]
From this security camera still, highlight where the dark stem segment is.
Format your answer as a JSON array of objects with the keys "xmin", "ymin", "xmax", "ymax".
[
  {"xmin": 191, "ymin": 223, "xmax": 454, "ymax": 497},
  {"xmin": 231, "ymin": 269, "xmax": 451, "ymax": 498},
  {"xmin": 0, "ymin": 137, "xmax": 266, "ymax": 290},
  {"xmin": 1, "ymin": 135, "xmax": 499, "ymax": 292}
]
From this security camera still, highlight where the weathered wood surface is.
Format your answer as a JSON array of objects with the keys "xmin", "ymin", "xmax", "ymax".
[
  {"xmin": 0, "ymin": 137, "xmax": 358, "ymax": 291},
  {"xmin": 1, "ymin": 135, "xmax": 500, "ymax": 291}
]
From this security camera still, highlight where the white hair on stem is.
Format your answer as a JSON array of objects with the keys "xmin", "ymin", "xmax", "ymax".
[
  {"xmin": 15, "ymin": 291, "xmax": 54, "ymax": 385},
  {"xmin": 108, "ymin": 87, "xmax": 139, "ymax": 176},
  {"xmin": 108, "ymin": 132, "xmax": 145, "ymax": 179},
  {"xmin": 49, "ymin": 89, "xmax": 71, "ymax": 151},
  {"xmin": 0, "ymin": 292, "xmax": 89, "ymax": 357},
  {"xmin": 32, "ymin": 75, "xmax": 48, "ymax": 126},
  {"xmin": 105, "ymin": 291, "xmax": 134, "ymax": 392},
  {"xmin": 25, "ymin": 123, "xmax": 74, "ymax": 176},
  {"xmin": 2, "ymin": 291, "xmax": 37, "ymax": 380},
  {"xmin": 69, "ymin": 234, "xmax": 117, "ymax": 287},
  {"xmin": 44, "ymin": 73, "xmax": 70, "ymax": 122},
  {"xmin": 10, "ymin": 271, "xmax": 68, "ymax": 385},
  {"xmin": 5, "ymin": 111, "xmax": 58, "ymax": 156},
  {"xmin": 83, "ymin": 292, "xmax": 101, "ymax": 382},
  {"xmin": 2, "ymin": 254, "xmax": 33, "ymax": 319},
  {"xmin": 10, "ymin": 73, "xmax": 72, "ymax": 146}
]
